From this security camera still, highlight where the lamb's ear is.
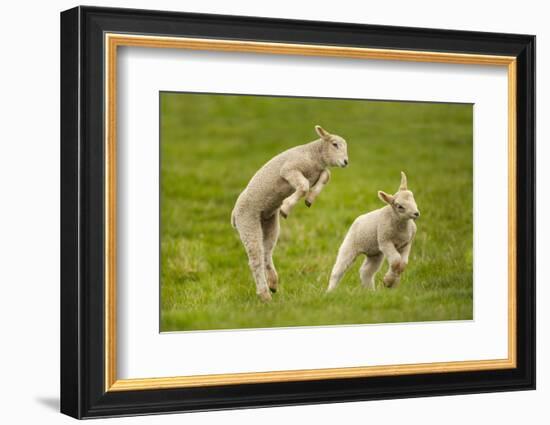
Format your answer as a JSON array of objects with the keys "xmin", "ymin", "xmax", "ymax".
[
  {"xmin": 399, "ymin": 171, "xmax": 408, "ymax": 191},
  {"xmin": 315, "ymin": 125, "xmax": 330, "ymax": 140},
  {"xmin": 378, "ymin": 191, "xmax": 395, "ymax": 205}
]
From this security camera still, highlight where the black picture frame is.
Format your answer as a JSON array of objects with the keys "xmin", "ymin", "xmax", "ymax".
[{"xmin": 60, "ymin": 5, "xmax": 535, "ymax": 419}]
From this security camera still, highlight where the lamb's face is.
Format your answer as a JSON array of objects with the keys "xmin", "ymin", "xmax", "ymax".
[
  {"xmin": 323, "ymin": 134, "xmax": 349, "ymax": 168},
  {"xmin": 392, "ymin": 190, "xmax": 420, "ymax": 220},
  {"xmin": 378, "ymin": 172, "xmax": 420, "ymax": 220},
  {"xmin": 314, "ymin": 125, "xmax": 349, "ymax": 168}
]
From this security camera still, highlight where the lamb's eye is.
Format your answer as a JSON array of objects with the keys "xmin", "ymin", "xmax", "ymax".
[
  {"xmin": 397, "ymin": 204, "xmax": 405, "ymax": 210},
  {"xmin": 332, "ymin": 142, "xmax": 339, "ymax": 148}
]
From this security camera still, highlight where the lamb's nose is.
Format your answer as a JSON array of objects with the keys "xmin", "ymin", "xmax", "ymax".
[
  {"xmin": 343, "ymin": 159, "xmax": 348, "ymax": 166},
  {"xmin": 414, "ymin": 211, "xmax": 420, "ymax": 217}
]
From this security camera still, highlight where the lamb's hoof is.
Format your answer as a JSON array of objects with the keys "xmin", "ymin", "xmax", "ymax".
[
  {"xmin": 280, "ymin": 209, "xmax": 288, "ymax": 219},
  {"xmin": 305, "ymin": 200, "xmax": 312, "ymax": 208},
  {"xmin": 257, "ymin": 290, "xmax": 272, "ymax": 302},
  {"xmin": 266, "ymin": 269, "xmax": 278, "ymax": 293},
  {"xmin": 383, "ymin": 274, "xmax": 397, "ymax": 288}
]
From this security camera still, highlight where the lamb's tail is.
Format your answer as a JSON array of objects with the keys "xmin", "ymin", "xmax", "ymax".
[{"xmin": 231, "ymin": 208, "xmax": 237, "ymax": 229}]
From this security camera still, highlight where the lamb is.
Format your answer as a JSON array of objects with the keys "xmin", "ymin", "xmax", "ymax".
[
  {"xmin": 326, "ymin": 172, "xmax": 419, "ymax": 292},
  {"xmin": 232, "ymin": 125, "xmax": 349, "ymax": 301}
]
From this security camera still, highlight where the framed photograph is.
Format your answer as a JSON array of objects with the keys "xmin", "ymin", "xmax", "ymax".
[{"xmin": 60, "ymin": 6, "xmax": 535, "ymax": 419}]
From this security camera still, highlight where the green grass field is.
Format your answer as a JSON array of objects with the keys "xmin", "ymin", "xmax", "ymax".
[{"xmin": 160, "ymin": 93, "xmax": 473, "ymax": 332}]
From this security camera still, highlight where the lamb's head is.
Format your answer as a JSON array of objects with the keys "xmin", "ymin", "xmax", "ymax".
[
  {"xmin": 378, "ymin": 172, "xmax": 420, "ymax": 220},
  {"xmin": 315, "ymin": 125, "xmax": 349, "ymax": 168}
]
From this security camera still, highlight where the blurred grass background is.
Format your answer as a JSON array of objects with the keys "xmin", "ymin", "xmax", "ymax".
[{"xmin": 160, "ymin": 92, "xmax": 473, "ymax": 332}]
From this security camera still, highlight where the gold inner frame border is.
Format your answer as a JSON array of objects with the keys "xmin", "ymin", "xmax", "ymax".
[{"xmin": 104, "ymin": 33, "xmax": 517, "ymax": 392}]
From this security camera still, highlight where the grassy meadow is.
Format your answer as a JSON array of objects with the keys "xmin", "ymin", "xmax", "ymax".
[{"xmin": 160, "ymin": 93, "xmax": 473, "ymax": 332}]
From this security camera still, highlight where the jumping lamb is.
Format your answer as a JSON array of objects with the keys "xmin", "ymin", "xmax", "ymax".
[
  {"xmin": 232, "ymin": 125, "xmax": 349, "ymax": 302},
  {"xmin": 327, "ymin": 172, "xmax": 419, "ymax": 292}
]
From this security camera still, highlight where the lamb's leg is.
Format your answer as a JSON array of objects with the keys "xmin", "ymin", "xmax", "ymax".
[
  {"xmin": 327, "ymin": 237, "xmax": 358, "ymax": 292},
  {"xmin": 261, "ymin": 213, "xmax": 280, "ymax": 293},
  {"xmin": 235, "ymin": 218, "xmax": 272, "ymax": 302},
  {"xmin": 305, "ymin": 169, "xmax": 330, "ymax": 207},
  {"xmin": 397, "ymin": 240, "xmax": 414, "ymax": 273},
  {"xmin": 379, "ymin": 241, "xmax": 403, "ymax": 288},
  {"xmin": 280, "ymin": 170, "xmax": 309, "ymax": 219},
  {"xmin": 359, "ymin": 254, "xmax": 384, "ymax": 290}
]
